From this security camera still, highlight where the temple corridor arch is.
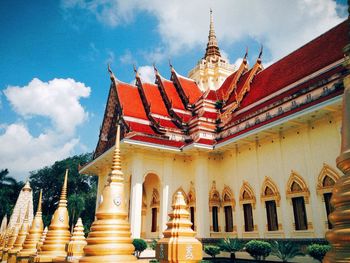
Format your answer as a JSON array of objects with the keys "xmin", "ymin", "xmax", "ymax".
[{"xmin": 141, "ymin": 172, "xmax": 160, "ymax": 238}]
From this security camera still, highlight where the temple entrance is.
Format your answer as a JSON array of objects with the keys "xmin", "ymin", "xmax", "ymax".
[{"xmin": 141, "ymin": 173, "xmax": 160, "ymax": 238}]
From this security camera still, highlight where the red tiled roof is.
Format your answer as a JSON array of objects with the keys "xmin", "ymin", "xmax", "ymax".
[
  {"xmin": 127, "ymin": 121, "xmax": 156, "ymax": 134},
  {"xmin": 175, "ymin": 74, "xmax": 203, "ymax": 104},
  {"xmin": 116, "ymin": 82, "xmax": 148, "ymax": 120},
  {"xmin": 142, "ymin": 82, "xmax": 169, "ymax": 116},
  {"xmin": 216, "ymin": 71, "xmax": 238, "ymax": 100},
  {"xmin": 154, "ymin": 118, "xmax": 178, "ymax": 129},
  {"xmin": 201, "ymin": 111, "xmax": 218, "ymax": 119},
  {"xmin": 161, "ymin": 78, "xmax": 186, "ymax": 110},
  {"xmin": 225, "ymin": 69, "xmax": 252, "ymax": 105},
  {"xmin": 238, "ymin": 19, "xmax": 347, "ymax": 109}
]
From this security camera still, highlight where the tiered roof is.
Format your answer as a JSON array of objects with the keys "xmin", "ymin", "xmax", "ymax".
[{"xmin": 93, "ymin": 19, "xmax": 348, "ymax": 159}]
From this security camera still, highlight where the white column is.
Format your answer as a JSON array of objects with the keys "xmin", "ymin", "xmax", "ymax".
[
  {"xmin": 160, "ymin": 157, "xmax": 172, "ymax": 236},
  {"xmin": 194, "ymin": 154, "xmax": 210, "ymax": 238},
  {"xmin": 129, "ymin": 152, "xmax": 143, "ymax": 238}
]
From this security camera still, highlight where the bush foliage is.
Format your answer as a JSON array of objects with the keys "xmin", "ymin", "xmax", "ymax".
[
  {"xmin": 204, "ymin": 245, "xmax": 221, "ymax": 258},
  {"xmin": 307, "ymin": 244, "xmax": 331, "ymax": 262},
  {"xmin": 245, "ymin": 240, "xmax": 272, "ymax": 261},
  {"xmin": 133, "ymin": 239, "xmax": 147, "ymax": 258}
]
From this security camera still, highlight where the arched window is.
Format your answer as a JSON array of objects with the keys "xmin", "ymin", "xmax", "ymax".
[
  {"xmin": 261, "ymin": 177, "xmax": 281, "ymax": 231},
  {"xmin": 209, "ymin": 181, "xmax": 221, "ymax": 232},
  {"xmin": 222, "ymin": 186, "xmax": 235, "ymax": 232},
  {"xmin": 239, "ymin": 181, "xmax": 256, "ymax": 232},
  {"xmin": 188, "ymin": 181, "xmax": 196, "ymax": 231},
  {"xmin": 286, "ymin": 171, "xmax": 310, "ymax": 231},
  {"xmin": 316, "ymin": 163, "xmax": 340, "ymax": 229}
]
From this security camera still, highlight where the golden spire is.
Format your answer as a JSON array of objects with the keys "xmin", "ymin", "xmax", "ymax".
[
  {"xmin": 36, "ymin": 227, "xmax": 48, "ymax": 252},
  {"xmin": 34, "ymin": 170, "xmax": 71, "ymax": 262},
  {"xmin": 156, "ymin": 191, "xmax": 202, "ymax": 262},
  {"xmin": 79, "ymin": 125, "xmax": 137, "ymax": 262},
  {"xmin": 8, "ymin": 203, "xmax": 31, "ymax": 263},
  {"xmin": 65, "ymin": 218, "xmax": 86, "ymax": 262},
  {"xmin": 22, "ymin": 181, "xmax": 32, "ymax": 192},
  {"xmin": 204, "ymin": 9, "xmax": 221, "ymax": 59},
  {"xmin": 2, "ymin": 211, "xmax": 23, "ymax": 262},
  {"xmin": 17, "ymin": 190, "xmax": 44, "ymax": 262},
  {"xmin": 324, "ymin": 14, "xmax": 350, "ymax": 259},
  {"xmin": 0, "ymin": 215, "xmax": 7, "ymax": 245}
]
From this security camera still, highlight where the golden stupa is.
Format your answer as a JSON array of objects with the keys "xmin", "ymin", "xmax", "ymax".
[
  {"xmin": 63, "ymin": 217, "xmax": 87, "ymax": 263},
  {"xmin": 79, "ymin": 125, "xmax": 137, "ymax": 262},
  {"xmin": 0, "ymin": 228, "xmax": 11, "ymax": 259},
  {"xmin": 156, "ymin": 191, "xmax": 203, "ymax": 263},
  {"xmin": 2, "ymin": 210, "xmax": 23, "ymax": 262},
  {"xmin": 0, "ymin": 215, "xmax": 7, "ymax": 241},
  {"xmin": 324, "ymin": 21, "xmax": 350, "ymax": 262},
  {"xmin": 37, "ymin": 227, "xmax": 48, "ymax": 253},
  {"xmin": 17, "ymin": 189, "xmax": 44, "ymax": 263},
  {"xmin": 8, "ymin": 203, "xmax": 31, "ymax": 263},
  {"xmin": 34, "ymin": 170, "xmax": 71, "ymax": 262}
]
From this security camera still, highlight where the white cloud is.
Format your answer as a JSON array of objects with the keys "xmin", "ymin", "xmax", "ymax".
[
  {"xmin": 1, "ymin": 78, "xmax": 91, "ymax": 180},
  {"xmin": 4, "ymin": 78, "xmax": 90, "ymax": 136},
  {"xmin": 61, "ymin": 0, "xmax": 345, "ymax": 62},
  {"xmin": 138, "ymin": 65, "xmax": 155, "ymax": 83}
]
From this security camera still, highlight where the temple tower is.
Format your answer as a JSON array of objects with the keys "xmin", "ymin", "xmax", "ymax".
[
  {"xmin": 34, "ymin": 170, "xmax": 71, "ymax": 262},
  {"xmin": 17, "ymin": 189, "xmax": 44, "ymax": 263},
  {"xmin": 189, "ymin": 9, "xmax": 235, "ymax": 91}
]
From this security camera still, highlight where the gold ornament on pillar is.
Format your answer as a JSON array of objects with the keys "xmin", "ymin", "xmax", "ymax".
[
  {"xmin": 156, "ymin": 191, "xmax": 202, "ymax": 263},
  {"xmin": 2, "ymin": 211, "xmax": 23, "ymax": 262},
  {"xmin": 65, "ymin": 218, "xmax": 87, "ymax": 263},
  {"xmin": 324, "ymin": 8, "xmax": 350, "ymax": 262},
  {"xmin": 17, "ymin": 189, "xmax": 44, "ymax": 262},
  {"xmin": 37, "ymin": 227, "xmax": 48, "ymax": 252},
  {"xmin": 8, "ymin": 203, "xmax": 31, "ymax": 263},
  {"xmin": 34, "ymin": 170, "xmax": 71, "ymax": 262},
  {"xmin": 79, "ymin": 125, "xmax": 137, "ymax": 262}
]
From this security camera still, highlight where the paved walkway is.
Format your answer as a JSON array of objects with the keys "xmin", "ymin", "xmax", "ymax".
[{"xmin": 139, "ymin": 249, "xmax": 319, "ymax": 262}]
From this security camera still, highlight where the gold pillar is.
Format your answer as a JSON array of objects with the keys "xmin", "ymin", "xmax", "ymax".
[
  {"xmin": 79, "ymin": 125, "xmax": 137, "ymax": 262},
  {"xmin": 34, "ymin": 170, "xmax": 71, "ymax": 262},
  {"xmin": 36, "ymin": 227, "xmax": 48, "ymax": 253},
  {"xmin": 65, "ymin": 218, "xmax": 87, "ymax": 263},
  {"xmin": 156, "ymin": 191, "xmax": 203, "ymax": 263},
  {"xmin": 17, "ymin": 189, "xmax": 44, "ymax": 263},
  {"xmin": 2, "ymin": 211, "xmax": 22, "ymax": 261},
  {"xmin": 324, "ymin": 14, "xmax": 350, "ymax": 262},
  {"xmin": 8, "ymin": 203, "xmax": 31, "ymax": 263}
]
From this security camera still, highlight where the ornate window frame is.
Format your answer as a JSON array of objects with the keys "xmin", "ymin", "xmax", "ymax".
[
  {"xmin": 316, "ymin": 163, "xmax": 340, "ymax": 195},
  {"xmin": 239, "ymin": 181, "xmax": 256, "ymax": 208},
  {"xmin": 286, "ymin": 170, "xmax": 310, "ymax": 203},
  {"xmin": 172, "ymin": 187, "xmax": 189, "ymax": 205},
  {"xmin": 209, "ymin": 181, "xmax": 221, "ymax": 232}
]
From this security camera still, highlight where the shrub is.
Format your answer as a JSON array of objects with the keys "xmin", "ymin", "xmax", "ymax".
[
  {"xmin": 149, "ymin": 239, "xmax": 157, "ymax": 250},
  {"xmin": 245, "ymin": 240, "xmax": 272, "ymax": 261},
  {"xmin": 271, "ymin": 240, "xmax": 303, "ymax": 262},
  {"xmin": 132, "ymin": 238, "xmax": 147, "ymax": 258},
  {"xmin": 204, "ymin": 245, "xmax": 221, "ymax": 258},
  {"xmin": 307, "ymin": 244, "xmax": 331, "ymax": 262},
  {"xmin": 218, "ymin": 238, "xmax": 244, "ymax": 260}
]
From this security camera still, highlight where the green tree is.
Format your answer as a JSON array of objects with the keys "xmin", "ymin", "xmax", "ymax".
[
  {"xmin": 29, "ymin": 153, "xmax": 97, "ymax": 233},
  {"xmin": 271, "ymin": 241, "xmax": 304, "ymax": 262},
  {"xmin": 0, "ymin": 169, "xmax": 24, "ymax": 219},
  {"xmin": 132, "ymin": 239, "xmax": 147, "ymax": 258},
  {"xmin": 218, "ymin": 238, "xmax": 244, "ymax": 261},
  {"xmin": 307, "ymin": 244, "xmax": 331, "ymax": 262},
  {"xmin": 204, "ymin": 245, "xmax": 221, "ymax": 258}
]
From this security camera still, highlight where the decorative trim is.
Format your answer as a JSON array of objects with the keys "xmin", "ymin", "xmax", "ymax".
[
  {"xmin": 316, "ymin": 163, "xmax": 340, "ymax": 195},
  {"xmin": 221, "ymin": 185, "xmax": 236, "ymax": 209},
  {"xmin": 260, "ymin": 176, "xmax": 281, "ymax": 206},
  {"xmin": 150, "ymin": 188, "xmax": 160, "ymax": 208},
  {"xmin": 188, "ymin": 181, "xmax": 196, "ymax": 207},
  {"xmin": 172, "ymin": 187, "xmax": 189, "ymax": 204},
  {"xmin": 239, "ymin": 181, "xmax": 256, "ymax": 208},
  {"xmin": 286, "ymin": 170, "xmax": 310, "ymax": 203},
  {"xmin": 209, "ymin": 181, "xmax": 221, "ymax": 207}
]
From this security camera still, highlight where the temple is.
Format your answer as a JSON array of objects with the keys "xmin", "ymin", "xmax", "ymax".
[{"xmin": 80, "ymin": 12, "xmax": 348, "ymax": 240}]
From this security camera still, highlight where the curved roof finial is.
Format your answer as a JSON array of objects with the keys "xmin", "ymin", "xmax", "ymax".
[
  {"xmin": 258, "ymin": 45, "xmax": 263, "ymax": 59},
  {"xmin": 133, "ymin": 64, "xmax": 139, "ymax": 78}
]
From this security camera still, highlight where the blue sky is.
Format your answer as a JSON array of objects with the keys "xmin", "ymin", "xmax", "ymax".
[{"xmin": 0, "ymin": 0, "xmax": 347, "ymax": 180}]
